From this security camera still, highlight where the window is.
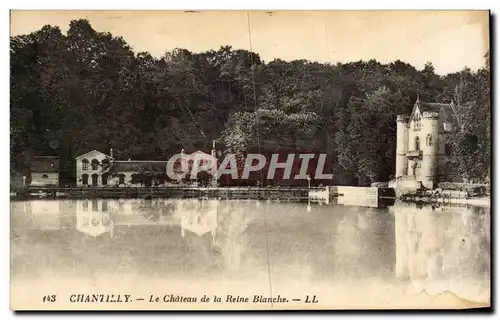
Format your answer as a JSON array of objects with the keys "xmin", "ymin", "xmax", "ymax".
[
  {"xmin": 415, "ymin": 136, "xmax": 420, "ymax": 151},
  {"xmin": 118, "ymin": 174, "xmax": 125, "ymax": 185},
  {"xmin": 445, "ymin": 144, "xmax": 452, "ymax": 156},
  {"xmin": 102, "ymin": 159, "xmax": 110, "ymax": 170},
  {"xmin": 102, "ymin": 174, "xmax": 108, "ymax": 185},
  {"xmin": 82, "ymin": 159, "xmax": 89, "ymax": 171},
  {"xmin": 426, "ymin": 134, "xmax": 432, "ymax": 146},
  {"xmin": 42, "ymin": 174, "xmax": 48, "ymax": 179},
  {"xmin": 91, "ymin": 159, "xmax": 99, "ymax": 170},
  {"xmin": 82, "ymin": 174, "xmax": 89, "ymax": 185},
  {"xmin": 131, "ymin": 174, "xmax": 140, "ymax": 184}
]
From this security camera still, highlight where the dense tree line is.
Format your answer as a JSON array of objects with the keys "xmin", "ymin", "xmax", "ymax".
[{"xmin": 10, "ymin": 19, "xmax": 491, "ymax": 186}]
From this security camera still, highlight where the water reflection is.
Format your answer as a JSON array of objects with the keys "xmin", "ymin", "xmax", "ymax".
[
  {"xmin": 391, "ymin": 202, "xmax": 490, "ymax": 302},
  {"xmin": 10, "ymin": 199, "xmax": 490, "ymax": 303},
  {"xmin": 76, "ymin": 200, "xmax": 114, "ymax": 238}
]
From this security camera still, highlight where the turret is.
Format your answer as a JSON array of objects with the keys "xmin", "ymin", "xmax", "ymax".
[
  {"xmin": 395, "ymin": 115, "xmax": 409, "ymax": 178},
  {"xmin": 420, "ymin": 111, "xmax": 439, "ymax": 188}
]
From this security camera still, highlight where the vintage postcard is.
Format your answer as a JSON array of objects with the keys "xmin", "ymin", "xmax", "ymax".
[{"xmin": 10, "ymin": 10, "xmax": 491, "ymax": 310}]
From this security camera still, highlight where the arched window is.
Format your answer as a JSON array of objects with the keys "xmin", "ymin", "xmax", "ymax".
[
  {"xmin": 426, "ymin": 134, "xmax": 432, "ymax": 146},
  {"xmin": 82, "ymin": 159, "xmax": 89, "ymax": 171},
  {"xmin": 91, "ymin": 159, "xmax": 99, "ymax": 170},
  {"xmin": 415, "ymin": 136, "xmax": 420, "ymax": 151},
  {"xmin": 102, "ymin": 159, "xmax": 110, "ymax": 170},
  {"xmin": 82, "ymin": 174, "xmax": 89, "ymax": 185},
  {"xmin": 42, "ymin": 174, "xmax": 48, "ymax": 179},
  {"xmin": 91, "ymin": 174, "xmax": 99, "ymax": 186},
  {"xmin": 102, "ymin": 174, "xmax": 108, "ymax": 185}
]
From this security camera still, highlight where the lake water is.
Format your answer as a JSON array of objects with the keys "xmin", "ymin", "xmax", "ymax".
[{"xmin": 10, "ymin": 199, "xmax": 490, "ymax": 310}]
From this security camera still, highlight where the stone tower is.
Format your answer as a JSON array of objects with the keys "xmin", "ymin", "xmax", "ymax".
[
  {"xmin": 420, "ymin": 111, "xmax": 440, "ymax": 189},
  {"xmin": 393, "ymin": 98, "xmax": 457, "ymax": 190},
  {"xmin": 395, "ymin": 115, "xmax": 409, "ymax": 178}
]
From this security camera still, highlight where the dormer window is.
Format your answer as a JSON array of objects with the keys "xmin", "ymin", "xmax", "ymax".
[{"xmin": 413, "ymin": 114, "xmax": 422, "ymax": 131}]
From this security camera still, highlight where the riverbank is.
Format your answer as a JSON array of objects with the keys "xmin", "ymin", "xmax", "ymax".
[
  {"xmin": 400, "ymin": 194, "xmax": 490, "ymax": 207},
  {"xmin": 10, "ymin": 185, "xmax": 490, "ymax": 208},
  {"xmin": 11, "ymin": 186, "xmax": 313, "ymax": 202}
]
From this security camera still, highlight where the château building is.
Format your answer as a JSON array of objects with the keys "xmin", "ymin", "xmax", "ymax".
[
  {"xmin": 74, "ymin": 143, "xmax": 218, "ymax": 187},
  {"xmin": 395, "ymin": 97, "xmax": 459, "ymax": 189}
]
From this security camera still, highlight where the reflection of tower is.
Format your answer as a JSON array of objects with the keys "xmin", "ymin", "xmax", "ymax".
[
  {"xmin": 391, "ymin": 202, "xmax": 442, "ymax": 281},
  {"xmin": 76, "ymin": 199, "xmax": 114, "ymax": 238},
  {"xmin": 392, "ymin": 202, "xmax": 490, "ymax": 302}
]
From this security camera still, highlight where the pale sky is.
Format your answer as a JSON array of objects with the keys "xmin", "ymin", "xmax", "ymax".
[{"xmin": 10, "ymin": 10, "xmax": 490, "ymax": 75}]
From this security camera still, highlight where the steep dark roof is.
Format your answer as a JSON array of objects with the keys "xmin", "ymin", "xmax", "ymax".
[
  {"xmin": 108, "ymin": 161, "xmax": 168, "ymax": 174},
  {"xmin": 30, "ymin": 156, "xmax": 60, "ymax": 173},
  {"xmin": 421, "ymin": 102, "xmax": 453, "ymax": 121},
  {"xmin": 418, "ymin": 102, "xmax": 452, "ymax": 112},
  {"xmin": 409, "ymin": 100, "xmax": 458, "ymax": 126}
]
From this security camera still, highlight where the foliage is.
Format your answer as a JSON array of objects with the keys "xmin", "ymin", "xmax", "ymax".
[{"xmin": 10, "ymin": 20, "xmax": 491, "ymax": 185}]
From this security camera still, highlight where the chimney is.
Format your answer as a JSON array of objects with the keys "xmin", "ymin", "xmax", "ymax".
[{"xmin": 110, "ymin": 148, "xmax": 113, "ymax": 158}]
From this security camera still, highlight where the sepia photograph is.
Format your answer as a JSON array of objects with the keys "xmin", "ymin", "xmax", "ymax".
[{"xmin": 9, "ymin": 9, "xmax": 491, "ymax": 310}]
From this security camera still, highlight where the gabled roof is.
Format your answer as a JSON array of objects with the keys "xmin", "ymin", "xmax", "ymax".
[
  {"xmin": 75, "ymin": 149, "xmax": 110, "ymax": 160},
  {"xmin": 408, "ymin": 99, "xmax": 458, "ymax": 125},
  {"xmin": 184, "ymin": 150, "xmax": 216, "ymax": 161}
]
